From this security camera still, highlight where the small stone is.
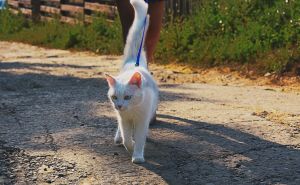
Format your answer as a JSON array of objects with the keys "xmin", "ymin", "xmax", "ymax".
[
  {"xmin": 38, "ymin": 164, "xmax": 54, "ymax": 174},
  {"xmin": 86, "ymin": 172, "xmax": 92, "ymax": 175},
  {"xmin": 66, "ymin": 164, "xmax": 74, "ymax": 169},
  {"xmin": 264, "ymin": 72, "xmax": 271, "ymax": 77},
  {"xmin": 160, "ymin": 78, "xmax": 166, "ymax": 82},
  {"xmin": 46, "ymin": 179, "xmax": 53, "ymax": 183},
  {"xmin": 32, "ymin": 176, "xmax": 37, "ymax": 181},
  {"xmin": 80, "ymin": 173, "xmax": 87, "ymax": 178},
  {"xmin": 235, "ymin": 163, "xmax": 241, "ymax": 168},
  {"xmin": 60, "ymin": 166, "xmax": 66, "ymax": 170},
  {"xmin": 58, "ymin": 173, "xmax": 66, "ymax": 177}
]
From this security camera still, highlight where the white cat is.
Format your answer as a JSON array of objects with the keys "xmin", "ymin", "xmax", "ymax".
[{"xmin": 105, "ymin": 0, "xmax": 159, "ymax": 163}]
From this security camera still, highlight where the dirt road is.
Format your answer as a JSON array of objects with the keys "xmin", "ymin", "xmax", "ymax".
[{"xmin": 0, "ymin": 42, "xmax": 299, "ymax": 185}]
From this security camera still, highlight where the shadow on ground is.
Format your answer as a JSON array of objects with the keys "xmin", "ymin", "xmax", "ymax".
[
  {"xmin": 143, "ymin": 114, "xmax": 300, "ymax": 184},
  {"xmin": 0, "ymin": 61, "xmax": 299, "ymax": 184}
]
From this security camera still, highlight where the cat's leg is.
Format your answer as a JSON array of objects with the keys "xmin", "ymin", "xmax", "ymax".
[
  {"xmin": 132, "ymin": 119, "xmax": 150, "ymax": 163},
  {"xmin": 114, "ymin": 125, "xmax": 122, "ymax": 145},
  {"xmin": 120, "ymin": 120, "xmax": 134, "ymax": 153}
]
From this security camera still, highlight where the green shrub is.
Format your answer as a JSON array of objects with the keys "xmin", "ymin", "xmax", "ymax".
[
  {"xmin": 0, "ymin": 9, "xmax": 28, "ymax": 34},
  {"xmin": 156, "ymin": 0, "xmax": 300, "ymax": 73}
]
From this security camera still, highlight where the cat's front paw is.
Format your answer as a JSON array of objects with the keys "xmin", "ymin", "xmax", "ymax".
[{"xmin": 132, "ymin": 156, "xmax": 145, "ymax": 164}]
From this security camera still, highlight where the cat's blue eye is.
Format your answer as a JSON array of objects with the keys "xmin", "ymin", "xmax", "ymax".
[
  {"xmin": 124, "ymin": 95, "xmax": 132, "ymax": 100},
  {"xmin": 111, "ymin": 95, "xmax": 118, "ymax": 100}
]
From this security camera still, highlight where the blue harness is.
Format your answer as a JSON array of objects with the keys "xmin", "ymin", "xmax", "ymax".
[{"xmin": 135, "ymin": 0, "xmax": 149, "ymax": 67}]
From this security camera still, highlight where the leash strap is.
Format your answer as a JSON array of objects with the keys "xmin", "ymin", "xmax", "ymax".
[{"xmin": 135, "ymin": 0, "xmax": 149, "ymax": 67}]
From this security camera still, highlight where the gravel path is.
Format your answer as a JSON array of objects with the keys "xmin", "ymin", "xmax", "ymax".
[{"xmin": 0, "ymin": 42, "xmax": 299, "ymax": 185}]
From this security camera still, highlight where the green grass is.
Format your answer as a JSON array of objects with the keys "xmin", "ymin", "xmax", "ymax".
[
  {"xmin": 0, "ymin": 10, "xmax": 123, "ymax": 54},
  {"xmin": 157, "ymin": 0, "xmax": 300, "ymax": 73},
  {"xmin": 1, "ymin": 0, "xmax": 300, "ymax": 74}
]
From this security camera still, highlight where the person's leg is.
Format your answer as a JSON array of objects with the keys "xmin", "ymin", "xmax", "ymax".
[
  {"xmin": 145, "ymin": 1, "xmax": 164, "ymax": 62},
  {"xmin": 116, "ymin": 0, "xmax": 164, "ymax": 62},
  {"xmin": 116, "ymin": 0, "xmax": 134, "ymax": 43}
]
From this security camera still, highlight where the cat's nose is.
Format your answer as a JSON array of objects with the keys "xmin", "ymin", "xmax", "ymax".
[{"xmin": 117, "ymin": 105, "xmax": 122, "ymax": 109}]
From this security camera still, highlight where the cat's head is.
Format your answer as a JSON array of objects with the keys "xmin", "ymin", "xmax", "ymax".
[{"xmin": 105, "ymin": 72, "xmax": 143, "ymax": 111}]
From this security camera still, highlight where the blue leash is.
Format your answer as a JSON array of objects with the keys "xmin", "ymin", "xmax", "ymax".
[{"xmin": 135, "ymin": 0, "xmax": 149, "ymax": 67}]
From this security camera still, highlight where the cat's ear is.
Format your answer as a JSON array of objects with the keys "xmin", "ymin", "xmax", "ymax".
[
  {"xmin": 129, "ymin": 72, "xmax": 142, "ymax": 88},
  {"xmin": 105, "ymin": 74, "xmax": 116, "ymax": 87}
]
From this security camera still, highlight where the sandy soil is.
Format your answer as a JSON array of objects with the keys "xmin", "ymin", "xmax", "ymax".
[{"xmin": 0, "ymin": 41, "xmax": 299, "ymax": 185}]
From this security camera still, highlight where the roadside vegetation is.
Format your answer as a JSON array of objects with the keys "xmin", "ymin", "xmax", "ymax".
[
  {"xmin": 0, "ymin": 10, "xmax": 123, "ymax": 54},
  {"xmin": 1, "ymin": 0, "xmax": 299, "ymax": 74}
]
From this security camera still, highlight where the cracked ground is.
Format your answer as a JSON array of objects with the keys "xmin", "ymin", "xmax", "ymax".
[{"xmin": 0, "ymin": 41, "xmax": 300, "ymax": 185}]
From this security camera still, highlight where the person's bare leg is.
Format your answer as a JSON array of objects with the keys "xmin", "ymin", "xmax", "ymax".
[
  {"xmin": 116, "ymin": 0, "xmax": 134, "ymax": 43},
  {"xmin": 146, "ymin": 1, "xmax": 164, "ymax": 62},
  {"xmin": 116, "ymin": 0, "xmax": 164, "ymax": 62}
]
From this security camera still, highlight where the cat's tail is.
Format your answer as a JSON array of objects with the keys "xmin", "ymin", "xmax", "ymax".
[{"xmin": 123, "ymin": 0, "xmax": 149, "ymax": 68}]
